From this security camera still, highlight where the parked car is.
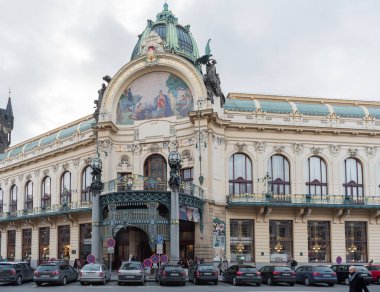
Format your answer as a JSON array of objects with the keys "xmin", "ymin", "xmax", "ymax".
[
  {"xmin": 188, "ymin": 263, "xmax": 218, "ymax": 285},
  {"xmin": 223, "ymin": 264, "xmax": 262, "ymax": 286},
  {"xmin": 259, "ymin": 265, "xmax": 296, "ymax": 286},
  {"xmin": 365, "ymin": 264, "xmax": 380, "ymax": 283},
  {"xmin": 157, "ymin": 264, "xmax": 186, "ymax": 286},
  {"xmin": 331, "ymin": 264, "xmax": 372, "ymax": 285},
  {"xmin": 0, "ymin": 262, "xmax": 34, "ymax": 285},
  {"xmin": 295, "ymin": 265, "xmax": 337, "ymax": 286},
  {"xmin": 80, "ymin": 263, "xmax": 111, "ymax": 285},
  {"xmin": 117, "ymin": 261, "xmax": 145, "ymax": 285},
  {"xmin": 33, "ymin": 261, "xmax": 78, "ymax": 286}
]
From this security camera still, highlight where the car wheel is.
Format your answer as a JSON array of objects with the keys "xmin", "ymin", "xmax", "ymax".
[
  {"xmin": 214, "ymin": 280, "xmax": 218, "ymax": 285},
  {"xmin": 345, "ymin": 278, "xmax": 350, "ymax": 285},
  {"xmin": 102, "ymin": 277, "xmax": 106, "ymax": 285},
  {"xmin": 193, "ymin": 277, "xmax": 197, "ymax": 285},
  {"xmin": 233, "ymin": 277, "xmax": 238, "ymax": 286},
  {"xmin": 304, "ymin": 277, "xmax": 310, "ymax": 286},
  {"xmin": 35, "ymin": 282, "xmax": 42, "ymax": 286},
  {"xmin": 62, "ymin": 276, "xmax": 67, "ymax": 286},
  {"xmin": 182, "ymin": 281, "xmax": 186, "ymax": 286},
  {"xmin": 328, "ymin": 283, "xmax": 334, "ymax": 287},
  {"xmin": 289, "ymin": 282, "xmax": 295, "ymax": 286},
  {"xmin": 268, "ymin": 277, "xmax": 273, "ymax": 286},
  {"xmin": 256, "ymin": 283, "xmax": 261, "ymax": 286},
  {"xmin": 117, "ymin": 282, "xmax": 122, "ymax": 286},
  {"xmin": 15, "ymin": 275, "xmax": 22, "ymax": 286}
]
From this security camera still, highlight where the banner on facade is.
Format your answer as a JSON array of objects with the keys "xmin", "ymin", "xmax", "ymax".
[
  {"xmin": 179, "ymin": 206, "xmax": 200, "ymax": 222},
  {"xmin": 212, "ymin": 218, "xmax": 226, "ymax": 261}
]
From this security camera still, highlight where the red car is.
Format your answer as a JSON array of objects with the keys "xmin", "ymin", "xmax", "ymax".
[{"xmin": 365, "ymin": 265, "xmax": 380, "ymax": 283}]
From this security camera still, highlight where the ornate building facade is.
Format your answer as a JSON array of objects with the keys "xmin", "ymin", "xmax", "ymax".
[{"xmin": 0, "ymin": 4, "xmax": 379, "ymax": 267}]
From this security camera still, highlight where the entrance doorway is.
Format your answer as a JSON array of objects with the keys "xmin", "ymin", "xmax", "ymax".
[
  {"xmin": 179, "ymin": 220, "xmax": 195, "ymax": 261},
  {"xmin": 114, "ymin": 226, "xmax": 151, "ymax": 269}
]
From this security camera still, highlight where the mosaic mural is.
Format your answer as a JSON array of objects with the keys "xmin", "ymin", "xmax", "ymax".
[{"xmin": 116, "ymin": 72, "xmax": 193, "ymax": 125}]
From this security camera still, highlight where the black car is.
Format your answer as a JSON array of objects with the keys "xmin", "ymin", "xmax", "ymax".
[
  {"xmin": 188, "ymin": 263, "xmax": 218, "ymax": 285},
  {"xmin": 331, "ymin": 264, "xmax": 372, "ymax": 285},
  {"xmin": 0, "ymin": 262, "xmax": 35, "ymax": 285},
  {"xmin": 259, "ymin": 265, "xmax": 296, "ymax": 286},
  {"xmin": 33, "ymin": 261, "xmax": 78, "ymax": 286},
  {"xmin": 295, "ymin": 265, "xmax": 337, "ymax": 286},
  {"xmin": 157, "ymin": 264, "xmax": 186, "ymax": 286},
  {"xmin": 223, "ymin": 265, "xmax": 262, "ymax": 286}
]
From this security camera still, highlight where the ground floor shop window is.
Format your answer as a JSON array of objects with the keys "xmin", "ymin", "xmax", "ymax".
[
  {"xmin": 22, "ymin": 228, "xmax": 32, "ymax": 260},
  {"xmin": 7, "ymin": 230, "xmax": 16, "ymax": 261},
  {"xmin": 308, "ymin": 221, "xmax": 330, "ymax": 262},
  {"xmin": 270, "ymin": 220, "xmax": 292, "ymax": 262},
  {"xmin": 345, "ymin": 221, "xmax": 367, "ymax": 263},
  {"xmin": 58, "ymin": 225, "xmax": 70, "ymax": 260},
  {"xmin": 229, "ymin": 219, "xmax": 254, "ymax": 262},
  {"xmin": 79, "ymin": 223, "xmax": 92, "ymax": 260},
  {"xmin": 39, "ymin": 227, "xmax": 50, "ymax": 263}
]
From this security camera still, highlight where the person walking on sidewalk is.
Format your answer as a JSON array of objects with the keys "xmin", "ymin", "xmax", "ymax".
[{"xmin": 348, "ymin": 266, "xmax": 369, "ymax": 292}]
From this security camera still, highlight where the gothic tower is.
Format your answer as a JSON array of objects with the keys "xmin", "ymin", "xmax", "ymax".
[{"xmin": 0, "ymin": 96, "xmax": 14, "ymax": 153}]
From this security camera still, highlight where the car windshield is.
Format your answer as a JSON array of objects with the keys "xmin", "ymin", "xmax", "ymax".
[
  {"xmin": 82, "ymin": 265, "xmax": 101, "ymax": 271},
  {"xmin": 198, "ymin": 265, "xmax": 214, "ymax": 271},
  {"xmin": 275, "ymin": 266, "xmax": 292, "ymax": 271},
  {"xmin": 239, "ymin": 266, "xmax": 257, "ymax": 272},
  {"xmin": 0, "ymin": 264, "xmax": 12, "ymax": 270},
  {"xmin": 121, "ymin": 263, "xmax": 141, "ymax": 270},
  {"xmin": 315, "ymin": 267, "xmax": 333, "ymax": 273},
  {"xmin": 165, "ymin": 265, "xmax": 183, "ymax": 271},
  {"xmin": 37, "ymin": 265, "xmax": 58, "ymax": 271}
]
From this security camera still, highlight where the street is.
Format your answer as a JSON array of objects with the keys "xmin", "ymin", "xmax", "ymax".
[{"xmin": 1, "ymin": 281, "xmax": 380, "ymax": 292}]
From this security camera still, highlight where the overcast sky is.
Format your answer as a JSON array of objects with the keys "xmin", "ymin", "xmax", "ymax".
[{"xmin": 1, "ymin": 0, "xmax": 380, "ymax": 145}]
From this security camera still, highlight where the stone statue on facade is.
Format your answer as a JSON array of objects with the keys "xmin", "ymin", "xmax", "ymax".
[{"xmin": 93, "ymin": 75, "xmax": 112, "ymax": 122}]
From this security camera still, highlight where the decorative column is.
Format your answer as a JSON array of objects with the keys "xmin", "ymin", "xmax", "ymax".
[
  {"xmin": 90, "ymin": 150, "xmax": 103, "ymax": 260},
  {"xmin": 168, "ymin": 150, "xmax": 181, "ymax": 263}
]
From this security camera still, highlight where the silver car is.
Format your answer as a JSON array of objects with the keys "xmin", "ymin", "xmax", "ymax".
[
  {"xmin": 118, "ymin": 261, "xmax": 145, "ymax": 285},
  {"xmin": 80, "ymin": 263, "xmax": 111, "ymax": 285}
]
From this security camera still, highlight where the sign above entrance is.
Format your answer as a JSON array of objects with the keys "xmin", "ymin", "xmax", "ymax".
[
  {"xmin": 143, "ymin": 258, "xmax": 153, "ymax": 268},
  {"xmin": 87, "ymin": 254, "xmax": 96, "ymax": 264},
  {"xmin": 106, "ymin": 237, "xmax": 116, "ymax": 248}
]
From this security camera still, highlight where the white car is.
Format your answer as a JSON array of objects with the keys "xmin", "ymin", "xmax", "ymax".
[
  {"xmin": 118, "ymin": 261, "xmax": 145, "ymax": 285},
  {"xmin": 79, "ymin": 263, "xmax": 111, "ymax": 285}
]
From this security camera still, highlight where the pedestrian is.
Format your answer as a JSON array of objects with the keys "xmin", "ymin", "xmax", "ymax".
[
  {"xmin": 348, "ymin": 266, "xmax": 369, "ymax": 292},
  {"xmin": 218, "ymin": 258, "xmax": 223, "ymax": 275},
  {"xmin": 288, "ymin": 257, "xmax": 297, "ymax": 270}
]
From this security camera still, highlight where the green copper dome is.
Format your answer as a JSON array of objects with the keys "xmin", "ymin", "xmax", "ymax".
[{"xmin": 131, "ymin": 3, "xmax": 200, "ymax": 65}]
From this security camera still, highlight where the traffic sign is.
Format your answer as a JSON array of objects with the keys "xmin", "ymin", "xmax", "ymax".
[
  {"xmin": 106, "ymin": 237, "xmax": 116, "ymax": 248},
  {"xmin": 87, "ymin": 254, "xmax": 96, "ymax": 264},
  {"xmin": 160, "ymin": 254, "xmax": 168, "ymax": 264},
  {"xmin": 336, "ymin": 256, "xmax": 342, "ymax": 264},
  {"xmin": 157, "ymin": 235, "xmax": 163, "ymax": 244},
  {"xmin": 107, "ymin": 247, "xmax": 114, "ymax": 254},
  {"xmin": 156, "ymin": 243, "xmax": 163, "ymax": 254},
  {"xmin": 143, "ymin": 258, "xmax": 153, "ymax": 268},
  {"xmin": 151, "ymin": 254, "xmax": 160, "ymax": 264}
]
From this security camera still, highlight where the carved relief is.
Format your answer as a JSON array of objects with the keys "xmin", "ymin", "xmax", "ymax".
[
  {"xmin": 170, "ymin": 125, "xmax": 176, "ymax": 136},
  {"xmin": 132, "ymin": 142, "xmax": 141, "ymax": 154},
  {"xmin": 26, "ymin": 174, "xmax": 32, "ymax": 181},
  {"xmin": 348, "ymin": 147, "xmax": 359, "ymax": 157},
  {"xmin": 255, "ymin": 142, "xmax": 265, "ymax": 152},
  {"xmin": 169, "ymin": 136, "xmax": 178, "ymax": 151},
  {"xmin": 99, "ymin": 139, "xmax": 112, "ymax": 153},
  {"xmin": 212, "ymin": 134, "xmax": 225, "ymax": 146},
  {"xmin": 120, "ymin": 155, "xmax": 130, "ymax": 166},
  {"xmin": 43, "ymin": 169, "xmax": 50, "ymax": 176},
  {"xmin": 310, "ymin": 146, "xmax": 322, "ymax": 155},
  {"xmin": 84, "ymin": 157, "xmax": 92, "ymax": 165},
  {"xmin": 148, "ymin": 143, "xmax": 161, "ymax": 153},
  {"xmin": 235, "ymin": 143, "xmax": 247, "ymax": 153},
  {"xmin": 73, "ymin": 158, "xmax": 79, "ymax": 167},
  {"xmin": 293, "ymin": 144, "xmax": 303, "ymax": 154},
  {"xmin": 34, "ymin": 169, "xmax": 40, "ymax": 177},
  {"xmin": 4, "ymin": 178, "xmax": 9, "ymax": 186},
  {"xmin": 134, "ymin": 129, "xmax": 139, "ymax": 141},
  {"xmin": 11, "ymin": 178, "xmax": 15, "ymax": 185},
  {"xmin": 329, "ymin": 145, "xmax": 340, "ymax": 155},
  {"xmin": 62, "ymin": 162, "xmax": 69, "ymax": 170},
  {"xmin": 181, "ymin": 150, "xmax": 193, "ymax": 162},
  {"xmin": 273, "ymin": 145, "xmax": 285, "ymax": 153},
  {"xmin": 366, "ymin": 146, "xmax": 376, "ymax": 157},
  {"xmin": 52, "ymin": 165, "xmax": 58, "ymax": 172},
  {"xmin": 18, "ymin": 174, "xmax": 23, "ymax": 182}
]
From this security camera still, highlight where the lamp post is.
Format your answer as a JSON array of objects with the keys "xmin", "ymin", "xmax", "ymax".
[
  {"xmin": 168, "ymin": 150, "xmax": 181, "ymax": 263},
  {"xmin": 90, "ymin": 148, "xmax": 103, "ymax": 260}
]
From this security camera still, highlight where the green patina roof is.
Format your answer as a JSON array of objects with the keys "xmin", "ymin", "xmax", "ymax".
[
  {"xmin": 131, "ymin": 4, "xmax": 200, "ymax": 65},
  {"xmin": 0, "ymin": 153, "xmax": 6, "ymax": 162},
  {"xmin": 294, "ymin": 102, "xmax": 330, "ymax": 116},
  {"xmin": 40, "ymin": 133, "xmax": 57, "ymax": 147},
  {"xmin": 332, "ymin": 105, "xmax": 365, "ymax": 118},
  {"xmin": 367, "ymin": 107, "xmax": 380, "ymax": 119},
  {"xmin": 225, "ymin": 99, "xmax": 256, "ymax": 112},
  {"xmin": 8, "ymin": 145, "xmax": 23, "ymax": 158},
  {"xmin": 58, "ymin": 124, "xmax": 78, "ymax": 140},
  {"xmin": 79, "ymin": 119, "xmax": 95, "ymax": 132},
  {"xmin": 258, "ymin": 100, "xmax": 292, "ymax": 114},
  {"xmin": 23, "ymin": 140, "xmax": 39, "ymax": 153}
]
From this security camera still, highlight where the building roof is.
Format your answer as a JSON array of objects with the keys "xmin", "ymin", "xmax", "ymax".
[{"xmin": 130, "ymin": 3, "xmax": 200, "ymax": 65}]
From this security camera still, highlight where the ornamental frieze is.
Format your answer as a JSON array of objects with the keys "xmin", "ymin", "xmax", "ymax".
[
  {"xmin": 235, "ymin": 143, "xmax": 247, "ymax": 153},
  {"xmin": 310, "ymin": 146, "xmax": 322, "ymax": 155},
  {"xmin": 255, "ymin": 142, "xmax": 265, "ymax": 152},
  {"xmin": 293, "ymin": 144, "xmax": 303, "ymax": 154},
  {"xmin": 348, "ymin": 147, "xmax": 359, "ymax": 157},
  {"xmin": 273, "ymin": 145, "xmax": 285, "ymax": 153},
  {"xmin": 366, "ymin": 146, "xmax": 376, "ymax": 157},
  {"xmin": 329, "ymin": 145, "xmax": 340, "ymax": 155}
]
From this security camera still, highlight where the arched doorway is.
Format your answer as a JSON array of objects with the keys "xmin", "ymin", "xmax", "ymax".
[
  {"xmin": 144, "ymin": 154, "xmax": 167, "ymax": 190},
  {"xmin": 114, "ymin": 226, "xmax": 151, "ymax": 269}
]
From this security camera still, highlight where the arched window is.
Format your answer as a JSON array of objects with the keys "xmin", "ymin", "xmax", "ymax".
[
  {"xmin": 343, "ymin": 158, "xmax": 363, "ymax": 199},
  {"xmin": 10, "ymin": 185, "xmax": 17, "ymax": 212},
  {"xmin": 229, "ymin": 153, "xmax": 253, "ymax": 195},
  {"xmin": 41, "ymin": 176, "xmax": 51, "ymax": 208},
  {"xmin": 81, "ymin": 166, "xmax": 92, "ymax": 202},
  {"xmin": 0, "ymin": 188, "xmax": 3, "ymax": 214},
  {"xmin": 306, "ymin": 156, "xmax": 328, "ymax": 196},
  {"xmin": 268, "ymin": 155, "xmax": 291, "ymax": 195},
  {"xmin": 60, "ymin": 171, "xmax": 72, "ymax": 204},
  {"xmin": 24, "ymin": 181, "xmax": 33, "ymax": 210},
  {"xmin": 144, "ymin": 154, "xmax": 167, "ymax": 191}
]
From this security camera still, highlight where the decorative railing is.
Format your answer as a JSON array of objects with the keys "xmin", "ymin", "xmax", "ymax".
[
  {"xmin": 227, "ymin": 193, "xmax": 380, "ymax": 208},
  {"xmin": 102, "ymin": 174, "xmax": 204, "ymax": 200},
  {"xmin": 0, "ymin": 201, "xmax": 92, "ymax": 222}
]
